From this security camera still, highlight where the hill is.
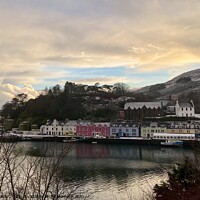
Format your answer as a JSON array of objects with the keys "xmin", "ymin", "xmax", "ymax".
[
  {"xmin": 1, "ymin": 69, "xmax": 200, "ymax": 130},
  {"xmin": 136, "ymin": 68, "xmax": 200, "ymax": 99}
]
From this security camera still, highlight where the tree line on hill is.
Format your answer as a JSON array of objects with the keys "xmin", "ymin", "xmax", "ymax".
[
  {"xmin": 2, "ymin": 80, "xmax": 200, "ymax": 130},
  {"xmin": 0, "ymin": 81, "xmax": 153, "ymax": 129}
]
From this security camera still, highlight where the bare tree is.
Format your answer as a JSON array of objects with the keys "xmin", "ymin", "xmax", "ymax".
[
  {"xmin": 113, "ymin": 83, "xmax": 129, "ymax": 96},
  {"xmin": 0, "ymin": 141, "xmax": 89, "ymax": 200}
]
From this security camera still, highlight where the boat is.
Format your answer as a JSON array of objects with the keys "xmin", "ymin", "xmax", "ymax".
[
  {"xmin": 161, "ymin": 140, "xmax": 183, "ymax": 147},
  {"xmin": 63, "ymin": 137, "xmax": 85, "ymax": 143},
  {"xmin": 63, "ymin": 139, "xmax": 79, "ymax": 143}
]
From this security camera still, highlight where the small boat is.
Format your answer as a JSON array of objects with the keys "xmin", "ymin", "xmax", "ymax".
[
  {"xmin": 63, "ymin": 138, "xmax": 79, "ymax": 143},
  {"xmin": 63, "ymin": 137, "xmax": 85, "ymax": 143},
  {"xmin": 92, "ymin": 141, "xmax": 97, "ymax": 144},
  {"xmin": 161, "ymin": 140, "xmax": 183, "ymax": 147}
]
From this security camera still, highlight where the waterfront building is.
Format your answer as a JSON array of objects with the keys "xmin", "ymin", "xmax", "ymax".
[
  {"xmin": 40, "ymin": 119, "xmax": 66, "ymax": 136},
  {"xmin": 124, "ymin": 102, "xmax": 163, "ymax": 121},
  {"xmin": 76, "ymin": 122, "xmax": 110, "ymax": 138},
  {"xmin": 65, "ymin": 120, "xmax": 78, "ymax": 136},
  {"xmin": 166, "ymin": 128, "xmax": 197, "ymax": 134},
  {"xmin": 153, "ymin": 133, "xmax": 195, "ymax": 140},
  {"xmin": 40, "ymin": 119, "xmax": 79, "ymax": 136},
  {"xmin": 141, "ymin": 122, "xmax": 167, "ymax": 138},
  {"xmin": 3, "ymin": 119, "xmax": 14, "ymax": 131},
  {"xmin": 19, "ymin": 121, "xmax": 30, "ymax": 131},
  {"xmin": 110, "ymin": 122, "xmax": 140, "ymax": 137},
  {"xmin": 166, "ymin": 121, "xmax": 200, "ymax": 135}
]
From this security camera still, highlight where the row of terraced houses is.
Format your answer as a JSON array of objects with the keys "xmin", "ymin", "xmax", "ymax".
[
  {"xmin": 40, "ymin": 119, "xmax": 200, "ymax": 139},
  {"xmin": 40, "ymin": 100, "xmax": 200, "ymax": 138}
]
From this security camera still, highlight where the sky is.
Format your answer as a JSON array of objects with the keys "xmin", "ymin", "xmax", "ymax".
[{"xmin": 0, "ymin": 0, "xmax": 200, "ymax": 108}]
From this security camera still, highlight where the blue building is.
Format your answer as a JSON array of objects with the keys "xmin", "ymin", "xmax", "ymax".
[{"xmin": 110, "ymin": 122, "xmax": 140, "ymax": 137}]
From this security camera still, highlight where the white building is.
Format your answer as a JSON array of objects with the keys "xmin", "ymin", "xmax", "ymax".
[
  {"xmin": 40, "ymin": 119, "xmax": 78, "ymax": 136},
  {"xmin": 175, "ymin": 100, "xmax": 195, "ymax": 117}
]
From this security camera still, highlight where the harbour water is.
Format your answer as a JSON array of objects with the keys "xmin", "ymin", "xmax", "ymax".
[{"xmin": 18, "ymin": 142, "xmax": 195, "ymax": 200}]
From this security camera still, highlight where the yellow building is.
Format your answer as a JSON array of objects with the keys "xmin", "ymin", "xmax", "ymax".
[
  {"xmin": 64, "ymin": 121, "xmax": 77, "ymax": 136},
  {"xmin": 166, "ymin": 128, "xmax": 199, "ymax": 134},
  {"xmin": 141, "ymin": 122, "xmax": 167, "ymax": 138}
]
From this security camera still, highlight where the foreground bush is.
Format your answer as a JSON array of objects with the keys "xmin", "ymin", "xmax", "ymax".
[{"xmin": 154, "ymin": 157, "xmax": 200, "ymax": 200}]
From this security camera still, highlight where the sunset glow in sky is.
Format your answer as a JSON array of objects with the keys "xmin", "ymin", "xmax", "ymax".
[{"xmin": 0, "ymin": 0, "xmax": 200, "ymax": 107}]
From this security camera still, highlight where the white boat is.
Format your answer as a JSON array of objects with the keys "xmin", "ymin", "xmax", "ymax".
[{"xmin": 161, "ymin": 140, "xmax": 183, "ymax": 147}]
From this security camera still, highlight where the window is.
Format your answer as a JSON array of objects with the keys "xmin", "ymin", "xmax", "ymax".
[
  {"xmin": 112, "ymin": 128, "xmax": 116, "ymax": 132},
  {"xmin": 126, "ymin": 129, "xmax": 129, "ymax": 132}
]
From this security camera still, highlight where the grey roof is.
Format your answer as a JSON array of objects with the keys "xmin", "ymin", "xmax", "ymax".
[
  {"xmin": 179, "ymin": 102, "xmax": 193, "ymax": 108},
  {"xmin": 110, "ymin": 122, "xmax": 139, "ymax": 127},
  {"xmin": 124, "ymin": 102, "xmax": 162, "ymax": 110}
]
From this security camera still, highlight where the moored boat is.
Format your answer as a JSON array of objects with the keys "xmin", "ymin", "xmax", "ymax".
[
  {"xmin": 63, "ymin": 139, "xmax": 79, "ymax": 143},
  {"xmin": 161, "ymin": 140, "xmax": 183, "ymax": 147}
]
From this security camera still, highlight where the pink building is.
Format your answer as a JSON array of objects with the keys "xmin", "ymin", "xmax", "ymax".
[{"xmin": 76, "ymin": 122, "xmax": 110, "ymax": 137}]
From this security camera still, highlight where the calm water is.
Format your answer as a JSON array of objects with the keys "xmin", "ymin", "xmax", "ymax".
[{"xmin": 18, "ymin": 142, "xmax": 195, "ymax": 200}]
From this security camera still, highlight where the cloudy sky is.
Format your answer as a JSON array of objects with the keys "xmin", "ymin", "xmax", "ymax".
[{"xmin": 0, "ymin": 0, "xmax": 200, "ymax": 107}]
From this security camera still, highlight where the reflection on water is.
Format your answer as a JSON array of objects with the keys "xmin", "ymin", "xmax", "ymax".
[{"xmin": 17, "ymin": 142, "xmax": 195, "ymax": 200}]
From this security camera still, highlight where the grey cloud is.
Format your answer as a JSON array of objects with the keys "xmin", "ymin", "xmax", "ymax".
[{"xmin": 0, "ymin": 0, "xmax": 200, "ymax": 95}]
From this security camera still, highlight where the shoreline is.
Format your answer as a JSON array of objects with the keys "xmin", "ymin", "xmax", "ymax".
[{"xmin": 1, "ymin": 135, "xmax": 199, "ymax": 148}]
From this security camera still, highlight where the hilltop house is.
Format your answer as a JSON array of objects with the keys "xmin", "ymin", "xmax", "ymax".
[
  {"xmin": 175, "ymin": 100, "xmax": 195, "ymax": 117},
  {"xmin": 124, "ymin": 102, "xmax": 163, "ymax": 121}
]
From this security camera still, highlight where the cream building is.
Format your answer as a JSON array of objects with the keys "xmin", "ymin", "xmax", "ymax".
[
  {"xmin": 141, "ymin": 122, "xmax": 167, "ymax": 138},
  {"xmin": 40, "ymin": 119, "xmax": 78, "ymax": 136}
]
